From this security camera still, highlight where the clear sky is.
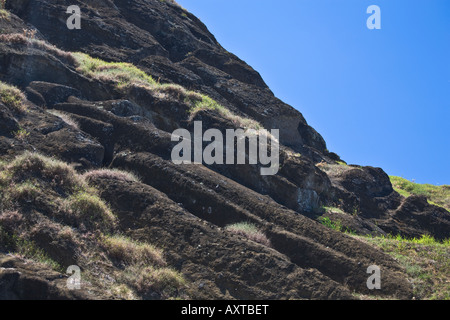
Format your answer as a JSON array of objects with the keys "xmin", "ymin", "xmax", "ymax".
[{"xmin": 177, "ymin": 0, "xmax": 450, "ymax": 185}]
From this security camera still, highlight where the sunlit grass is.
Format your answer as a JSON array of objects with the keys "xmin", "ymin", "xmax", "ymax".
[
  {"xmin": 225, "ymin": 222, "xmax": 272, "ymax": 247},
  {"xmin": 0, "ymin": 81, "xmax": 26, "ymax": 113},
  {"xmin": 72, "ymin": 52, "xmax": 262, "ymax": 130},
  {"xmin": 390, "ymin": 176, "xmax": 449, "ymax": 211},
  {"xmin": 352, "ymin": 233, "xmax": 450, "ymax": 300},
  {"xmin": 101, "ymin": 234, "xmax": 166, "ymax": 267}
]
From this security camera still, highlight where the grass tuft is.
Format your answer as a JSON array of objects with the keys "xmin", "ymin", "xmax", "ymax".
[
  {"xmin": 72, "ymin": 52, "xmax": 157, "ymax": 89},
  {"xmin": 352, "ymin": 233, "xmax": 450, "ymax": 300},
  {"xmin": 0, "ymin": 81, "xmax": 26, "ymax": 113},
  {"xmin": 83, "ymin": 168, "xmax": 140, "ymax": 183},
  {"xmin": 0, "ymin": 9, "xmax": 9, "ymax": 20},
  {"xmin": 225, "ymin": 222, "xmax": 272, "ymax": 247},
  {"xmin": 0, "ymin": 33, "xmax": 76, "ymax": 64},
  {"xmin": 64, "ymin": 191, "xmax": 116, "ymax": 230},
  {"xmin": 6, "ymin": 151, "xmax": 86, "ymax": 193},
  {"xmin": 102, "ymin": 235, "xmax": 166, "ymax": 267},
  {"xmin": 318, "ymin": 216, "xmax": 343, "ymax": 232},
  {"xmin": 135, "ymin": 266, "xmax": 186, "ymax": 298}
]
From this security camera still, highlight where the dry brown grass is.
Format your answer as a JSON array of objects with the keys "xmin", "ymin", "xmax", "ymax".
[
  {"xmin": 225, "ymin": 222, "xmax": 272, "ymax": 247},
  {"xmin": 134, "ymin": 266, "xmax": 186, "ymax": 298},
  {"xmin": 0, "ymin": 152, "xmax": 116, "ymax": 231},
  {"xmin": 0, "ymin": 33, "xmax": 76, "ymax": 64},
  {"xmin": 83, "ymin": 168, "xmax": 140, "ymax": 183},
  {"xmin": 0, "ymin": 81, "xmax": 26, "ymax": 113},
  {"xmin": 0, "ymin": 152, "xmax": 186, "ymax": 299},
  {"xmin": 4, "ymin": 151, "xmax": 86, "ymax": 193},
  {"xmin": 47, "ymin": 110, "xmax": 79, "ymax": 130},
  {"xmin": 102, "ymin": 235, "xmax": 166, "ymax": 267}
]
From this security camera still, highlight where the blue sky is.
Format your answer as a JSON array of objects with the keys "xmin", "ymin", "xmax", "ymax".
[{"xmin": 177, "ymin": 0, "xmax": 450, "ymax": 185}]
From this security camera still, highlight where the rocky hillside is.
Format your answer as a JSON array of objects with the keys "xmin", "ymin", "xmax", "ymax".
[{"xmin": 0, "ymin": 0, "xmax": 448, "ymax": 300}]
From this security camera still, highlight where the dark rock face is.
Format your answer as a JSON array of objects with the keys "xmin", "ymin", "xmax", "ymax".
[
  {"xmin": 0, "ymin": 0, "xmax": 448, "ymax": 300},
  {"xmin": 5, "ymin": 0, "xmax": 325, "ymax": 154}
]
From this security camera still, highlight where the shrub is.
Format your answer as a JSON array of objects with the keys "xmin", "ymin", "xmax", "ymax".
[
  {"xmin": 225, "ymin": 222, "xmax": 272, "ymax": 247},
  {"xmin": 0, "ymin": 81, "xmax": 26, "ymax": 113}
]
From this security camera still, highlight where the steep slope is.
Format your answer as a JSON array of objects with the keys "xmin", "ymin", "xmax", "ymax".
[{"xmin": 0, "ymin": 0, "xmax": 448, "ymax": 300}]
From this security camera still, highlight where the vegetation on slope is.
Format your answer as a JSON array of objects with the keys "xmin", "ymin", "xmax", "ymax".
[
  {"xmin": 71, "ymin": 52, "xmax": 262, "ymax": 130},
  {"xmin": 390, "ymin": 176, "xmax": 450, "ymax": 211},
  {"xmin": 225, "ymin": 222, "xmax": 272, "ymax": 247},
  {"xmin": 0, "ymin": 32, "xmax": 263, "ymax": 130},
  {"xmin": 0, "ymin": 80, "xmax": 26, "ymax": 113},
  {"xmin": 0, "ymin": 0, "xmax": 8, "ymax": 20},
  {"xmin": 352, "ymin": 234, "xmax": 450, "ymax": 300},
  {"xmin": 318, "ymin": 206, "xmax": 449, "ymax": 300},
  {"xmin": 0, "ymin": 152, "xmax": 187, "ymax": 299}
]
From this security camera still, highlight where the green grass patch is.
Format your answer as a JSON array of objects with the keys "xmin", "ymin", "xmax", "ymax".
[
  {"xmin": 12, "ymin": 127, "xmax": 30, "ymax": 140},
  {"xmin": 72, "ymin": 52, "xmax": 157, "ymax": 89},
  {"xmin": 352, "ymin": 233, "xmax": 450, "ymax": 300},
  {"xmin": 72, "ymin": 52, "xmax": 262, "ymax": 130},
  {"xmin": 189, "ymin": 95, "xmax": 261, "ymax": 130},
  {"xmin": 318, "ymin": 216, "xmax": 344, "ymax": 232},
  {"xmin": 390, "ymin": 176, "xmax": 449, "ymax": 211},
  {"xmin": 318, "ymin": 215, "xmax": 357, "ymax": 234}
]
